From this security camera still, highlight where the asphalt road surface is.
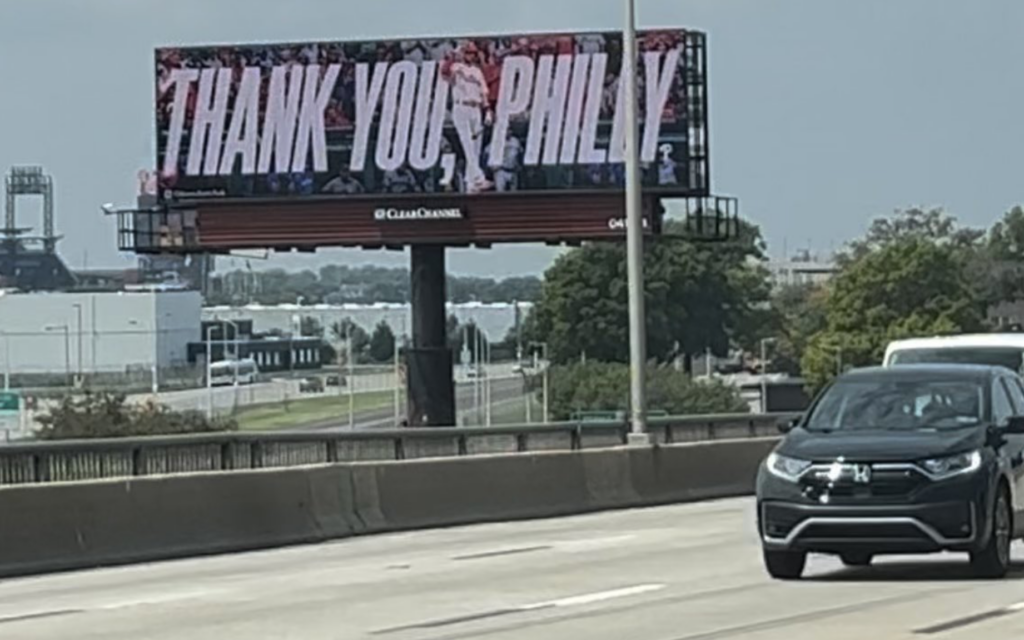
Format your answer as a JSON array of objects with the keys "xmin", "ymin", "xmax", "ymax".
[{"xmin": 6, "ymin": 497, "xmax": 1024, "ymax": 639}]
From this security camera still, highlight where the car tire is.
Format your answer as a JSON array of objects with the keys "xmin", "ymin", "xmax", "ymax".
[
  {"xmin": 970, "ymin": 485, "xmax": 1012, "ymax": 579},
  {"xmin": 763, "ymin": 548, "xmax": 806, "ymax": 580},
  {"xmin": 840, "ymin": 552, "xmax": 873, "ymax": 567}
]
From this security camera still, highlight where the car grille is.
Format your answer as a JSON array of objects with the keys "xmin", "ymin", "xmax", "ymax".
[{"xmin": 799, "ymin": 465, "xmax": 929, "ymax": 503}]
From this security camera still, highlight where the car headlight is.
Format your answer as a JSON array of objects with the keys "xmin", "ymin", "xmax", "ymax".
[
  {"xmin": 920, "ymin": 450, "xmax": 982, "ymax": 479},
  {"xmin": 766, "ymin": 452, "xmax": 812, "ymax": 482}
]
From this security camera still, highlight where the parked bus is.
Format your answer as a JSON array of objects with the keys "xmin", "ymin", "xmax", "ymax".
[
  {"xmin": 208, "ymin": 359, "xmax": 259, "ymax": 386},
  {"xmin": 883, "ymin": 333, "xmax": 1024, "ymax": 374}
]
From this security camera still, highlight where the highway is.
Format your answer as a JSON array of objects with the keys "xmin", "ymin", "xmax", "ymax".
[
  {"xmin": 123, "ymin": 363, "xmax": 523, "ymax": 417},
  {"xmin": 4, "ymin": 497, "xmax": 1024, "ymax": 639},
  {"xmin": 338, "ymin": 376, "xmax": 528, "ymax": 429}
]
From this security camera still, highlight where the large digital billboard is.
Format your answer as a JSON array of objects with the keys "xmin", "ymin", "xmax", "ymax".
[{"xmin": 154, "ymin": 28, "xmax": 708, "ymax": 204}]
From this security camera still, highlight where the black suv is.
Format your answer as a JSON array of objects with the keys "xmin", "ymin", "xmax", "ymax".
[{"xmin": 756, "ymin": 364, "xmax": 1024, "ymax": 580}]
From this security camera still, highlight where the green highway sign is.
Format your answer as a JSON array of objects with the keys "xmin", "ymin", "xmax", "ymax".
[{"xmin": 0, "ymin": 392, "xmax": 20, "ymax": 414}]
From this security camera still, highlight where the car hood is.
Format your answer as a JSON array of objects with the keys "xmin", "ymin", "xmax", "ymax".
[{"xmin": 777, "ymin": 426, "xmax": 987, "ymax": 462}]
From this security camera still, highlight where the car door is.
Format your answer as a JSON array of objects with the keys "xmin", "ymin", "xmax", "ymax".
[{"xmin": 995, "ymin": 375, "xmax": 1024, "ymax": 530}]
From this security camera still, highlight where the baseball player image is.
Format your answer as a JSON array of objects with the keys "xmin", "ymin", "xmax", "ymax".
[
  {"xmin": 484, "ymin": 132, "xmax": 523, "ymax": 192},
  {"xmin": 657, "ymin": 143, "xmax": 679, "ymax": 185},
  {"xmin": 441, "ymin": 41, "xmax": 494, "ymax": 194}
]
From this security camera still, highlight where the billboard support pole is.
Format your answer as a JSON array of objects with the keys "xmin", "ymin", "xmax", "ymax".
[
  {"xmin": 624, "ymin": 0, "xmax": 648, "ymax": 444},
  {"xmin": 407, "ymin": 245, "xmax": 456, "ymax": 427}
]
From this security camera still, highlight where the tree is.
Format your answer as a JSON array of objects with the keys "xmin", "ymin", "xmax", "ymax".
[
  {"xmin": 838, "ymin": 207, "xmax": 983, "ymax": 267},
  {"xmin": 803, "ymin": 237, "xmax": 985, "ymax": 390},
  {"xmin": 526, "ymin": 219, "xmax": 772, "ymax": 367},
  {"xmin": 36, "ymin": 392, "xmax": 237, "ymax": 440},
  {"xmin": 451, "ymin": 321, "xmax": 488, "ymax": 363},
  {"xmin": 369, "ymin": 321, "xmax": 396, "ymax": 363},
  {"xmin": 299, "ymin": 316, "xmax": 324, "ymax": 337},
  {"xmin": 331, "ymin": 318, "xmax": 371, "ymax": 364},
  {"xmin": 207, "ymin": 265, "xmax": 543, "ymax": 306},
  {"xmin": 768, "ymin": 283, "xmax": 829, "ymax": 376},
  {"xmin": 974, "ymin": 206, "xmax": 1024, "ymax": 308},
  {"xmin": 544, "ymin": 362, "xmax": 748, "ymax": 421}
]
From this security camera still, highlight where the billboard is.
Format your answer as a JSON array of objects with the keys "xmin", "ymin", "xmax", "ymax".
[{"xmin": 154, "ymin": 28, "xmax": 708, "ymax": 204}]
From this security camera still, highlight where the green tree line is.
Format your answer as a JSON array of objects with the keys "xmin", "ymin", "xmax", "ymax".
[
  {"xmin": 207, "ymin": 264, "xmax": 541, "ymax": 306},
  {"xmin": 522, "ymin": 205, "xmax": 1024, "ymax": 414}
]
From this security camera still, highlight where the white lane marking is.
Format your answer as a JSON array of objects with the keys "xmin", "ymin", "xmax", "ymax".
[
  {"xmin": 520, "ymin": 583, "xmax": 666, "ymax": 611},
  {"xmin": 1007, "ymin": 601, "xmax": 1024, "ymax": 612},
  {"xmin": 556, "ymin": 535, "xmax": 637, "ymax": 552},
  {"xmin": 0, "ymin": 588, "xmax": 225, "ymax": 623},
  {"xmin": 93, "ymin": 589, "xmax": 225, "ymax": 611}
]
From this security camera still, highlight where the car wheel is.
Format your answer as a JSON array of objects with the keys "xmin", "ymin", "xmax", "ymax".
[
  {"xmin": 763, "ymin": 548, "xmax": 806, "ymax": 580},
  {"xmin": 970, "ymin": 485, "xmax": 1012, "ymax": 579},
  {"xmin": 840, "ymin": 552, "xmax": 873, "ymax": 567}
]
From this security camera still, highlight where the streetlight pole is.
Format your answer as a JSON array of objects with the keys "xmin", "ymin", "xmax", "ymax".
[
  {"xmin": 45, "ymin": 325, "xmax": 71, "ymax": 389},
  {"xmin": 485, "ymin": 339, "xmax": 492, "ymax": 427},
  {"xmin": 2, "ymin": 331, "xmax": 9, "ymax": 392},
  {"xmin": 531, "ymin": 341, "xmax": 549, "ymax": 423},
  {"xmin": 205, "ymin": 325, "xmax": 215, "ymax": 418},
  {"xmin": 760, "ymin": 338, "xmax": 775, "ymax": 414},
  {"xmin": 623, "ymin": 0, "xmax": 648, "ymax": 443},
  {"xmin": 393, "ymin": 328, "xmax": 401, "ymax": 426},
  {"xmin": 346, "ymin": 322, "xmax": 355, "ymax": 430},
  {"xmin": 73, "ymin": 303, "xmax": 83, "ymax": 388}
]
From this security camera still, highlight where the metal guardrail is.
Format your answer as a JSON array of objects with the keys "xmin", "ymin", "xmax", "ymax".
[{"xmin": 0, "ymin": 413, "xmax": 795, "ymax": 486}]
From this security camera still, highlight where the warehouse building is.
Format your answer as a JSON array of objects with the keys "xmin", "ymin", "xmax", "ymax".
[{"xmin": 0, "ymin": 288, "xmax": 201, "ymax": 387}]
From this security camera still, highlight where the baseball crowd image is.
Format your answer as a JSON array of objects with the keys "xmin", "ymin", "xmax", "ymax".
[{"xmin": 155, "ymin": 29, "xmax": 701, "ymax": 202}]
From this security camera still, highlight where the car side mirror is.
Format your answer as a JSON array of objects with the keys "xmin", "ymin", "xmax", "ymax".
[
  {"xmin": 777, "ymin": 415, "xmax": 800, "ymax": 434},
  {"xmin": 1004, "ymin": 416, "xmax": 1024, "ymax": 435}
]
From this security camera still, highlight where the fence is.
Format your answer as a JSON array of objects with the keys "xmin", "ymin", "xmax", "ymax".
[{"xmin": 0, "ymin": 412, "xmax": 794, "ymax": 486}]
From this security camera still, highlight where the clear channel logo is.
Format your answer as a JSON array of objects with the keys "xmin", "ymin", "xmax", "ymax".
[{"xmin": 374, "ymin": 207, "xmax": 466, "ymax": 221}]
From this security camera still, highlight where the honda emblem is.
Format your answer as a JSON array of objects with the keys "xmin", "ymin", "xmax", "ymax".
[{"xmin": 853, "ymin": 464, "xmax": 872, "ymax": 484}]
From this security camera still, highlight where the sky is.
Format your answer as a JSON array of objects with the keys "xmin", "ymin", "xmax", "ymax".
[{"xmin": 0, "ymin": 0, "xmax": 1020, "ymax": 278}]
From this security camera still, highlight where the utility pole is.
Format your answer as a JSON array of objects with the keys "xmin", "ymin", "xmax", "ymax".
[
  {"xmin": 760, "ymin": 338, "xmax": 775, "ymax": 414},
  {"xmin": 73, "ymin": 303, "xmax": 83, "ymax": 387},
  {"xmin": 346, "ymin": 322, "xmax": 355, "ymax": 430},
  {"xmin": 623, "ymin": 0, "xmax": 648, "ymax": 444}
]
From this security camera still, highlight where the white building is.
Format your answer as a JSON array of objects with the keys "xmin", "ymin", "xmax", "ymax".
[
  {"xmin": 0, "ymin": 289, "xmax": 201, "ymax": 379},
  {"xmin": 767, "ymin": 250, "xmax": 838, "ymax": 289}
]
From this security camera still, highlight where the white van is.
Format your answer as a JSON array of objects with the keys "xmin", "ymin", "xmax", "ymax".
[{"xmin": 883, "ymin": 333, "xmax": 1024, "ymax": 374}]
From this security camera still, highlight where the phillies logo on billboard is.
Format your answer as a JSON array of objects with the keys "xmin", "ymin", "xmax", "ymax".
[{"xmin": 155, "ymin": 30, "xmax": 699, "ymax": 198}]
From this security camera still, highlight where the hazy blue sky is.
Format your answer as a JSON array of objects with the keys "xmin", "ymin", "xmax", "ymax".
[{"xmin": 0, "ymin": 0, "xmax": 1020, "ymax": 278}]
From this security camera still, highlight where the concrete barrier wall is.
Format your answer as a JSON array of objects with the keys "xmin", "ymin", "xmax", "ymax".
[{"xmin": 0, "ymin": 438, "xmax": 780, "ymax": 579}]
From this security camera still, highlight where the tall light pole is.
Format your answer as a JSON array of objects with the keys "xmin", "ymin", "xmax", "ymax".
[
  {"xmin": 347, "ymin": 325, "xmax": 355, "ymax": 430},
  {"xmin": 484, "ymin": 338, "xmax": 492, "ymax": 427},
  {"xmin": 530, "ymin": 341, "xmax": 549, "ymax": 424},
  {"xmin": 393, "ymin": 327, "xmax": 401, "ymax": 426},
  {"xmin": 760, "ymin": 338, "xmax": 775, "ymax": 414},
  {"xmin": 623, "ymin": 0, "xmax": 648, "ymax": 443},
  {"xmin": 2, "ymin": 331, "xmax": 9, "ymax": 391},
  {"xmin": 45, "ymin": 325, "xmax": 71, "ymax": 389},
  {"xmin": 205, "ymin": 324, "xmax": 216, "ymax": 418},
  {"xmin": 72, "ymin": 303, "xmax": 83, "ymax": 388}
]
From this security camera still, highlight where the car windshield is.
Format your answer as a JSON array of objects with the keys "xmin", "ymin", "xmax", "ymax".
[
  {"xmin": 805, "ymin": 376, "xmax": 985, "ymax": 432},
  {"xmin": 889, "ymin": 346, "xmax": 1024, "ymax": 373}
]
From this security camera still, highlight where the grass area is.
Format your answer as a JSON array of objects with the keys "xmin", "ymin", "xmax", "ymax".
[
  {"xmin": 462, "ymin": 395, "xmax": 544, "ymax": 427},
  {"xmin": 235, "ymin": 390, "xmax": 394, "ymax": 431}
]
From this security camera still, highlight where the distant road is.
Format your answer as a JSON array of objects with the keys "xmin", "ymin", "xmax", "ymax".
[
  {"xmin": 317, "ymin": 376, "xmax": 527, "ymax": 430},
  {"xmin": 128, "ymin": 362, "xmax": 521, "ymax": 416}
]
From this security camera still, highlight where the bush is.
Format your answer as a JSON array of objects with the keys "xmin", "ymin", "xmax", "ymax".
[
  {"xmin": 539, "ymin": 361, "xmax": 748, "ymax": 421},
  {"xmin": 35, "ymin": 392, "xmax": 238, "ymax": 440}
]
